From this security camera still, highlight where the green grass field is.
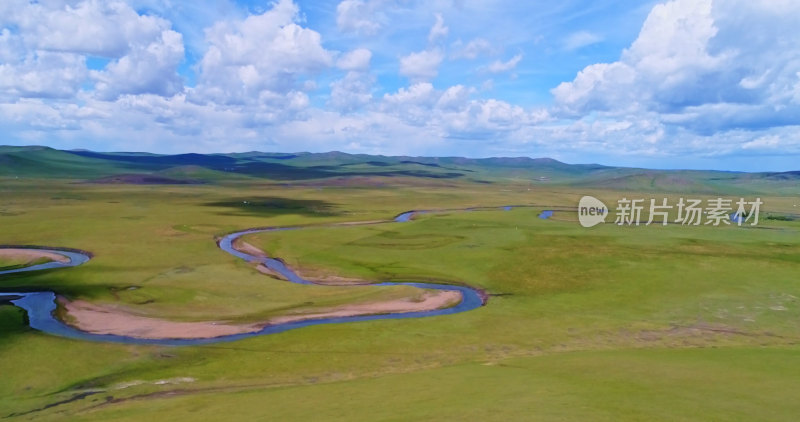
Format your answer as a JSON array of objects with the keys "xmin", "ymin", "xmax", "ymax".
[
  {"xmin": 2, "ymin": 150, "xmax": 800, "ymax": 420},
  {"xmin": 0, "ymin": 257, "xmax": 51, "ymax": 272}
]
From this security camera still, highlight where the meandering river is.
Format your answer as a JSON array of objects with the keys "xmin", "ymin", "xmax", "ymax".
[{"xmin": 0, "ymin": 208, "xmax": 538, "ymax": 345}]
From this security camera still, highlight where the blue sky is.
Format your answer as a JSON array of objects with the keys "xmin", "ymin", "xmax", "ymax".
[{"xmin": 1, "ymin": 0, "xmax": 799, "ymax": 171}]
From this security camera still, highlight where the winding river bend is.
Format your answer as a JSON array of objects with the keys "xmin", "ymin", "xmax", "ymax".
[{"xmin": 0, "ymin": 207, "xmax": 537, "ymax": 346}]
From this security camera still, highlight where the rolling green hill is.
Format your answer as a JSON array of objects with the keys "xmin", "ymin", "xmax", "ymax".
[{"xmin": 2, "ymin": 145, "xmax": 798, "ymax": 195}]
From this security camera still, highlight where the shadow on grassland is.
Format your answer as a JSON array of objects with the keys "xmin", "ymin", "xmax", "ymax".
[
  {"xmin": 203, "ymin": 196, "xmax": 341, "ymax": 218},
  {"xmin": 67, "ymin": 151, "xmax": 468, "ymax": 181},
  {"xmin": 0, "ymin": 305, "xmax": 29, "ymax": 341},
  {"xmin": 0, "ymin": 283, "xmax": 119, "ymax": 342},
  {"xmin": 236, "ymin": 162, "xmax": 466, "ymax": 180}
]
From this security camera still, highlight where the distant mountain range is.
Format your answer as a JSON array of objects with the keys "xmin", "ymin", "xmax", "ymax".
[{"xmin": 1, "ymin": 145, "xmax": 798, "ymax": 195}]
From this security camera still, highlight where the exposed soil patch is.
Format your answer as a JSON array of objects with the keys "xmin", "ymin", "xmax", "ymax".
[
  {"xmin": 60, "ymin": 298, "xmax": 261, "ymax": 339},
  {"xmin": 232, "ymin": 239, "xmax": 268, "ymax": 260},
  {"xmin": 288, "ymin": 266, "xmax": 374, "ymax": 285},
  {"xmin": 0, "ymin": 248, "xmax": 70, "ymax": 264},
  {"xmin": 255, "ymin": 264, "xmax": 287, "ymax": 280},
  {"xmin": 233, "ymin": 239, "xmax": 371, "ymax": 285},
  {"xmin": 267, "ymin": 290, "xmax": 462, "ymax": 325},
  {"xmin": 58, "ymin": 288, "xmax": 462, "ymax": 340}
]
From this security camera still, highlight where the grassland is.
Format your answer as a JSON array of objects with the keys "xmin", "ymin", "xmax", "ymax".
[
  {"xmin": 1, "ymin": 148, "xmax": 800, "ymax": 421},
  {"xmin": 0, "ymin": 257, "xmax": 41, "ymax": 272}
]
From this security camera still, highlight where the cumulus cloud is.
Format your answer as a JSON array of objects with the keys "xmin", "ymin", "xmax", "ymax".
[
  {"xmin": 0, "ymin": 50, "xmax": 87, "ymax": 99},
  {"xmin": 0, "ymin": 0, "xmax": 184, "ymax": 100},
  {"xmin": 330, "ymin": 71, "xmax": 374, "ymax": 112},
  {"xmin": 451, "ymin": 38, "xmax": 493, "ymax": 60},
  {"xmin": 563, "ymin": 31, "xmax": 602, "ymax": 51},
  {"xmin": 193, "ymin": 0, "xmax": 332, "ymax": 106},
  {"xmin": 379, "ymin": 81, "xmax": 545, "ymax": 141},
  {"xmin": 92, "ymin": 29, "xmax": 184, "ymax": 100},
  {"xmin": 463, "ymin": 100, "xmax": 528, "ymax": 129},
  {"xmin": 552, "ymin": 0, "xmax": 800, "ymax": 136},
  {"xmin": 384, "ymin": 83, "xmax": 437, "ymax": 106},
  {"xmin": 428, "ymin": 13, "xmax": 449, "ymax": 43},
  {"xmin": 337, "ymin": 48, "xmax": 372, "ymax": 71},
  {"xmin": 487, "ymin": 53, "xmax": 522, "ymax": 73},
  {"xmin": 436, "ymin": 85, "xmax": 471, "ymax": 110},
  {"xmin": 382, "ymin": 82, "xmax": 446, "ymax": 126},
  {"xmin": 332, "ymin": 48, "xmax": 373, "ymax": 112},
  {"xmin": 336, "ymin": 0, "xmax": 381, "ymax": 35},
  {"xmin": 399, "ymin": 49, "xmax": 444, "ymax": 81},
  {"xmin": 6, "ymin": 0, "xmax": 167, "ymax": 57}
]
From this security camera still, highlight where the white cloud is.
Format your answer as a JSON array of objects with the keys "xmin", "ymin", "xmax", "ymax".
[
  {"xmin": 383, "ymin": 82, "xmax": 437, "ymax": 106},
  {"xmin": 451, "ymin": 38, "xmax": 493, "ymax": 60},
  {"xmin": 552, "ymin": 0, "xmax": 800, "ymax": 138},
  {"xmin": 9, "ymin": 0, "xmax": 167, "ymax": 57},
  {"xmin": 0, "ymin": 50, "xmax": 87, "ymax": 99},
  {"xmin": 0, "ymin": 0, "xmax": 184, "ymax": 100},
  {"xmin": 399, "ymin": 49, "xmax": 444, "ymax": 81},
  {"xmin": 742, "ymin": 134, "xmax": 780, "ymax": 150},
  {"xmin": 381, "ymin": 82, "xmax": 440, "ymax": 126},
  {"xmin": 552, "ymin": 0, "xmax": 721, "ymax": 114},
  {"xmin": 487, "ymin": 53, "xmax": 522, "ymax": 73},
  {"xmin": 331, "ymin": 48, "xmax": 374, "ymax": 112},
  {"xmin": 92, "ymin": 29, "xmax": 184, "ymax": 100},
  {"xmin": 329, "ymin": 71, "xmax": 374, "ymax": 112},
  {"xmin": 551, "ymin": 61, "xmax": 637, "ymax": 112},
  {"xmin": 437, "ymin": 98, "xmax": 548, "ymax": 143},
  {"xmin": 563, "ymin": 31, "xmax": 602, "ymax": 51},
  {"xmin": 436, "ymin": 85, "xmax": 471, "ymax": 110},
  {"xmin": 336, "ymin": 0, "xmax": 381, "ymax": 35},
  {"xmin": 792, "ymin": 72, "xmax": 800, "ymax": 104},
  {"xmin": 337, "ymin": 48, "xmax": 372, "ymax": 71},
  {"xmin": 378, "ymin": 81, "xmax": 540, "ymax": 140},
  {"xmin": 623, "ymin": 0, "xmax": 723, "ymax": 83},
  {"xmin": 474, "ymin": 100, "xmax": 527, "ymax": 128},
  {"xmin": 0, "ymin": 28, "xmax": 19, "ymax": 62},
  {"xmin": 193, "ymin": 0, "xmax": 332, "ymax": 106},
  {"xmin": 428, "ymin": 13, "xmax": 449, "ymax": 43}
]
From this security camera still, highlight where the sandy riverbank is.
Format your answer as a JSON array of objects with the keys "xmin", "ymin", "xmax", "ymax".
[
  {"xmin": 0, "ymin": 248, "xmax": 70, "ymax": 264},
  {"xmin": 234, "ymin": 239, "xmax": 371, "ymax": 285},
  {"xmin": 59, "ymin": 288, "xmax": 462, "ymax": 340}
]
